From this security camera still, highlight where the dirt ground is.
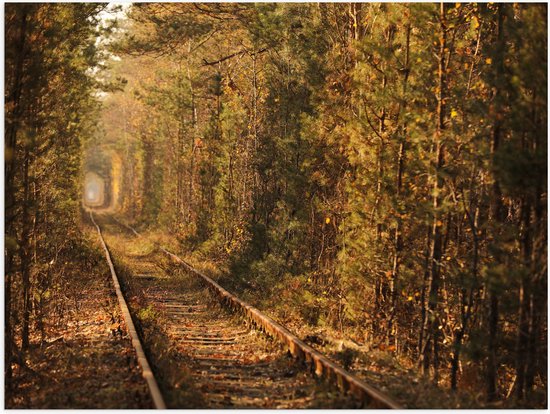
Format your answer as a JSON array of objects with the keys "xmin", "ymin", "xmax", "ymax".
[{"xmin": 5, "ymin": 237, "xmax": 153, "ymax": 409}]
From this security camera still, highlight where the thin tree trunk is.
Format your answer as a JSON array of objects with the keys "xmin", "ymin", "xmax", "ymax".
[
  {"xmin": 5, "ymin": 5, "xmax": 29, "ymax": 223},
  {"xmin": 5, "ymin": 7, "xmax": 29, "ymax": 383},
  {"xmin": 177, "ymin": 118, "xmax": 185, "ymax": 219},
  {"xmin": 524, "ymin": 86, "xmax": 545, "ymax": 400},
  {"xmin": 418, "ymin": 225, "xmax": 432, "ymax": 369},
  {"xmin": 421, "ymin": 2, "xmax": 448, "ymax": 383},
  {"xmin": 516, "ymin": 197, "xmax": 531, "ymax": 402},
  {"xmin": 389, "ymin": 20, "xmax": 411, "ymax": 348},
  {"xmin": 186, "ymin": 46, "xmax": 198, "ymax": 222},
  {"xmin": 487, "ymin": 4, "xmax": 506, "ymax": 401},
  {"xmin": 451, "ymin": 191, "xmax": 479, "ymax": 390},
  {"xmin": 20, "ymin": 148, "xmax": 32, "ymax": 351}
]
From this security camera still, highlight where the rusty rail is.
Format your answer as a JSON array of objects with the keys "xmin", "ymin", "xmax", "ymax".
[
  {"xmin": 90, "ymin": 212, "xmax": 166, "ymax": 409},
  {"xmin": 112, "ymin": 216, "xmax": 403, "ymax": 409}
]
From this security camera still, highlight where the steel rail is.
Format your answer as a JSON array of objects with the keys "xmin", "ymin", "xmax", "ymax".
[
  {"xmin": 90, "ymin": 212, "xmax": 166, "ymax": 409},
  {"xmin": 113, "ymin": 216, "xmax": 403, "ymax": 409}
]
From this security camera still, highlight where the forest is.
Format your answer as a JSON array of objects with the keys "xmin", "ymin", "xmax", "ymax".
[{"xmin": 5, "ymin": 2, "xmax": 547, "ymax": 409}]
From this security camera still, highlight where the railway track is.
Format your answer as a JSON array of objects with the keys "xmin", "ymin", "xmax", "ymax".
[{"xmin": 90, "ymin": 212, "xmax": 402, "ymax": 409}]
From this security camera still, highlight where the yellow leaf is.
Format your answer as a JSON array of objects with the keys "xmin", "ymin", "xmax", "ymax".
[
  {"xmin": 325, "ymin": 217, "xmax": 331, "ymax": 224},
  {"xmin": 472, "ymin": 16, "xmax": 480, "ymax": 29},
  {"xmin": 485, "ymin": 58, "xmax": 492, "ymax": 65},
  {"xmin": 407, "ymin": 296, "xmax": 414, "ymax": 302},
  {"xmin": 451, "ymin": 109, "xmax": 458, "ymax": 118}
]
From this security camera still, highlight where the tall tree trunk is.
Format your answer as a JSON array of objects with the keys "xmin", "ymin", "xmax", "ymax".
[
  {"xmin": 5, "ymin": 6, "xmax": 29, "ymax": 223},
  {"xmin": 487, "ymin": 4, "xmax": 506, "ymax": 401},
  {"xmin": 389, "ymin": 20, "xmax": 411, "ymax": 349},
  {"xmin": 421, "ymin": 2, "xmax": 447, "ymax": 383},
  {"xmin": 5, "ymin": 6, "xmax": 29, "ymax": 383}
]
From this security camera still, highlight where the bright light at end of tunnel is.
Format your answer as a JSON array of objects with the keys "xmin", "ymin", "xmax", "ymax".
[
  {"xmin": 86, "ymin": 182, "xmax": 100, "ymax": 203},
  {"xmin": 83, "ymin": 173, "xmax": 104, "ymax": 207},
  {"xmin": 86, "ymin": 189, "xmax": 98, "ymax": 202}
]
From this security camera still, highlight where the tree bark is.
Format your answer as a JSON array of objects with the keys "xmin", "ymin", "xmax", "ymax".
[
  {"xmin": 389, "ymin": 19, "xmax": 411, "ymax": 348},
  {"xmin": 421, "ymin": 2, "xmax": 447, "ymax": 383},
  {"xmin": 20, "ymin": 148, "xmax": 32, "ymax": 351},
  {"xmin": 5, "ymin": 5, "xmax": 30, "ymax": 383},
  {"xmin": 487, "ymin": 4, "xmax": 506, "ymax": 401}
]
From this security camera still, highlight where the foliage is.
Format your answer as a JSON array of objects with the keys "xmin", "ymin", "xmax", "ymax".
[
  {"xmin": 106, "ymin": 4, "xmax": 547, "ymax": 405},
  {"xmin": 4, "ymin": 2, "xmax": 115, "ymax": 390},
  {"xmin": 6, "ymin": 3, "xmax": 546, "ymax": 408}
]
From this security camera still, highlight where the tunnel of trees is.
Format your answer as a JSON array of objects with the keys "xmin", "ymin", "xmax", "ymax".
[{"xmin": 5, "ymin": 3, "xmax": 547, "ymax": 407}]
